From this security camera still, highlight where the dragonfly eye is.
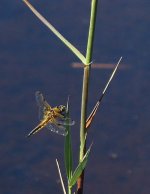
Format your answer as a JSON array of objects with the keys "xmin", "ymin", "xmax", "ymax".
[{"xmin": 59, "ymin": 105, "xmax": 66, "ymax": 112}]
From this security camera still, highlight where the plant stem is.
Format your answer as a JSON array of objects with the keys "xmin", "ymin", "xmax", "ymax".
[
  {"xmin": 77, "ymin": 0, "xmax": 98, "ymax": 193},
  {"xmin": 68, "ymin": 186, "xmax": 72, "ymax": 194},
  {"xmin": 86, "ymin": 0, "xmax": 98, "ymax": 64}
]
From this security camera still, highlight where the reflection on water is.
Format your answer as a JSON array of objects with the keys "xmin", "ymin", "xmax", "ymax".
[
  {"xmin": 71, "ymin": 62, "xmax": 129, "ymax": 69},
  {"xmin": 0, "ymin": 0, "xmax": 150, "ymax": 194}
]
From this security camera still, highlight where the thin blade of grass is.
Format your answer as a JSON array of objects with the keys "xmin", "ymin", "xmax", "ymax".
[
  {"xmin": 86, "ymin": 57, "xmax": 122, "ymax": 129},
  {"xmin": 64, "ymin": 96, "xmax": 73, "ymax": 181},
  {"xmin": 22, "ymin": 0, "xmax": 86, "ymax": 64},
  {"xmin": 56, "ymin": 159, "xmax": 67, "ymax": 194},
  {"xmin": 69, "ymin": 144, "xmax": 92, "ymax": 187}
]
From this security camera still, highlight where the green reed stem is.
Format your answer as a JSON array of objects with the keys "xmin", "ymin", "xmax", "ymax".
[
  {"xmin": 68, "ymin": 186, "xmax": 71, "ymax": 194},
  {"xmin": 78, "ymin": 0, "xmax": 98, "ymax": 193},
  {"xmin": 86, "ymin": 0, "xmax": 98, "ymax": 64}
]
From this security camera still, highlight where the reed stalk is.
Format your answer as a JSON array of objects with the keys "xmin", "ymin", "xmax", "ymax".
[{"xmin": 77, "ymin": 0, "xmax": 98, "ymax": 193}]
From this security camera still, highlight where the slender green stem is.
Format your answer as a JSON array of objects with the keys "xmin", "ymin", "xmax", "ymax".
[
  {"xmin": 77, "ymin": 0, "xmax": 98, "ymax": 193},
  {"xmin": 79, "ymin": 66, "xmax": 90, "ymax": 161},
  {"xmin": 86, "ymin": 0, "xmax": 98, "ymax": 64},
  {"xmin": 68, "ymin": 186, "xmax": 72, "ymax": 194},
  {"xmin": 80, "ymin": 0, "xmax": 98, "ymax": 159}
]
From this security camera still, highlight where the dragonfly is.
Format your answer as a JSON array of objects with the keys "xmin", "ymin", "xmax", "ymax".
[{"xmin": 27, "ymin": 91, "xmax": 75, "ymax": 137}]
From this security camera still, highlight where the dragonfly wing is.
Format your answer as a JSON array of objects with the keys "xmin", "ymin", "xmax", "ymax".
[
  {"xmin": 46, "ymin": 122, "xmax": 67, "ymax": 136},
  {"xmin": 56, "ymin": 117, "xmax": 75, "ymax": 126},
  {"xmin": 35, "ymin": 91, "xmax": 51, "ymax": 121},
  {"xmin": 35, "ymin": 91, "xmax": 45, "ymax": 107}
]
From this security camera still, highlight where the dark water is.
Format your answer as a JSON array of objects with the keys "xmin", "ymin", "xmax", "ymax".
[{"xmin": 0, "ymin": 0, "xmax": 150, "ymax": 194}]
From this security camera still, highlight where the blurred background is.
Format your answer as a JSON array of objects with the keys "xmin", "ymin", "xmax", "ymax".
[{"xmin": 0, "ymin": 0, "xmax": 150, "ymax": 193}]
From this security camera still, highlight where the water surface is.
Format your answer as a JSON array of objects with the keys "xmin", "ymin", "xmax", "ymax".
[{"xmin": 0, "ymin": 0, "xmax": 150, "ymax": 194}]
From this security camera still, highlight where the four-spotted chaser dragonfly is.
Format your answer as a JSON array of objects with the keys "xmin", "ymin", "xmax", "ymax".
[{"xmin": 27, "ymin": 91, "xmax": 75, "ymax": 137}]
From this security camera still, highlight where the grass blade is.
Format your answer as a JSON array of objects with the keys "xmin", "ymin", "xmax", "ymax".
[
  {"xmin": 23, "ymin": 0, "xmax": 86, "ymax": 64},
  {"xmin": 69, "ymin": 144, "xmax": 92, "ymax": 187},
  {"xmin": 86, "ymin": 57, "xmax": 122, "ymax": 129},
  {"xmin": 64, "ymin": 96, "xmax": 73, "ymax": 181},
  {"xmin": 56, "ymin": 159, "xmax": 67, "ymax": 194}
]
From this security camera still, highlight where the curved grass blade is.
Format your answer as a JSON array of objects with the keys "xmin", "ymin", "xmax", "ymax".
[
  {"xmin": 23, "ymin": 0, "xmax": 86, "ymax": 64},
  {"xmin": 86, "ymin": 57, "xmax": 122, "ymax": 130},
  {"xmin": 69, "ymin": 144, "xmax": 92, "ymax": 188},
  {"xmin": 64, "ymin": 96, "xmax": 73, "ymax": 181}
]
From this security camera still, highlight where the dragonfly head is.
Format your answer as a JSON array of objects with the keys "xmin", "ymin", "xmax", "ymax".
[
  {"xmin": 54, "ymin": 105, "xmax": 66, "ymax": 115},
  {"xmin": 58, "ymin": 105, "xmax": 66, "ymax": 112}
]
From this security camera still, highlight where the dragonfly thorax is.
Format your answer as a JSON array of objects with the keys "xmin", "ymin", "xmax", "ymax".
[{"xmin": 53, "ymin": 105, "xmax": 65, "ymax": 116}]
